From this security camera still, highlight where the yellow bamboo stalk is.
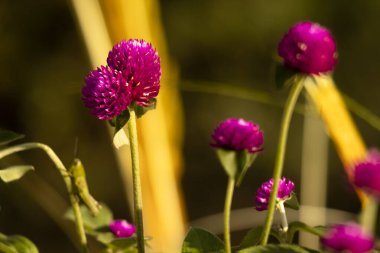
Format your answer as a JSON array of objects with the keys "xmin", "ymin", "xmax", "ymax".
[{"xmin": 304, "ymin": 75, "xmax": 367, "ymax": 203}]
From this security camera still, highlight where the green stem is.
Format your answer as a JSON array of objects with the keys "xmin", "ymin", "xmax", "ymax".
[
  {"xmin": 0, "ymin": 143, "xmax": 88, "ymax": 253},
  {"xmin": 278, "ymin": 202, "xmax": 288, "ymax": 233},
  {"xmin": 260, "ymin": 77, "xmax": 305, "ymax": 245},
  {"xmin": 224, "ymin": 178, "xmax": 235, "ymax": 253},
  {"xmin": 359, "ymin": 195, "xmax": 378, "ymax": 234},
  {"xmin": 127, "ymin": 108, "xmax": 145, "ymax": 253}
]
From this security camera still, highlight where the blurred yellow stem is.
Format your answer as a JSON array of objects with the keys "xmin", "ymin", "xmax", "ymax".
[{"xmin": 304, "ymin": 75, "xmax": 367, "ymax": 204}]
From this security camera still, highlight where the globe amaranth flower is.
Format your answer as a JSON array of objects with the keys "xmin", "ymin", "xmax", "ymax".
[
  {"xmin": 211, "ymin": 118, "xmax": 264, "ymax": 153},
  {"xmin": 82, "ymin": 66, "xmax": 132, "ymax": 120},
  {"xmin": 107, "ymin": 39, "xmax": 161, "ymax": 107},
  {"xmin": 353, "ymin": 149, "xmax": 380, "ymax": 199},
  {"xmin": 255, "ymin": 177, "xmax": 295, "ymax": 211},
  {"xmin": 278, "ymin": 21, "xmax": 337, "ymax": 74},
  {"xmin": 109, "ymin": 220, "xmax": 136, "ymax": 238},
  {"xmin": 321, "ymin": 223, "xmax": 375, "ymax": 253}
]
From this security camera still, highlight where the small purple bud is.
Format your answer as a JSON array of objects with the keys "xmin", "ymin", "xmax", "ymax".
[
  {"xmin": 278, "ymin": 21, "xmax": 338, "ymax": 74},
  {"xmin": 255, "ymin": 177, "xmax": 295, "ymax": 211},
  {"xmin": 82, "ymin": 66, "xmax": 132, "ymax": 120},
  {"xmin": 107, "ymin": 39, "xmax": 161, "ymax": 106},
  {"xmin": 109, "ymin": 220, "xmax": 136, "ymax": 238},
  {"xmin": 211, "ymin": 118, "xmax": 264, "ymax": 153},
  {"xmin": 353, "ymin": 149, "xmax": 380, "ymax": 199},
  {"xmin": 321, "ymin": 223, "xmax": 375, "ymax": 253}
]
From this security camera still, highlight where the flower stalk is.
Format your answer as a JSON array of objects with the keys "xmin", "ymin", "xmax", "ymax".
[
  {"xmin": 260, "ymin": 77, "xmax": 304, "ymax": 245},
  {"xmin": 278, "ymin": 202, "xmax": 288, "ymax": 233},
  {"xmin": 359, "ymin": 195, "xmax": 378, "ymax": 234},
  {"xmin": 223, "ymin": 178, "xmax": 235, "ymax": 253},
  {"xmin": 127, "ymin": 107, "xmax": 145, "ymax": 253},
  {"xmin": 0, "ymin": 143, "xmax": 88, "ymax": 253}
]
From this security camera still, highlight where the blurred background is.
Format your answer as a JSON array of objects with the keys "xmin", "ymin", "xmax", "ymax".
[{"xmin": 1, "ymin": 0, "xmax": 380, "ymax": 252}]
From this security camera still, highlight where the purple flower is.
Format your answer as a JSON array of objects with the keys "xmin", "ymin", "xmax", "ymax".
[
  {"xmin": 255, "ymin": 177, "xmax": 295, "ymax": 211},
  {"xmin": 278, "ymin": 21, "xmax": 337, "ymax": 74},
  {"xmin": 82, "ymin": 66, "xmax": 132, "ymax": 120},
  {"xmin": 321, "ymin": 223, "xmax": 375, "ymax": 253},
  {"xmin": 353, "ymin": 149, "xmax": 380, "ymax": 199},
  {"xmin": 107, "ymin": 39, "xmax": 161, "ymax": 106},
  {"xmin": 211, "ymin": 118, "xmax": 263, "ymax": 153},
  {"xmin": 109, "ymin": 220, "xmax": 136, "ymax": 238}
]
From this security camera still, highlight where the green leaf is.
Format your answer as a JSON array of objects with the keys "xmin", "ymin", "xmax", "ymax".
[
  {"xmin": 110, "ymin": 110, "xmax": 130, "ymax": 134},
  {"xmin": 181, "ymin": 227, "xmax": 225, "ymax": 253},
  {"xmin": 287, "ymin": 222, "xmax": 326, "ymax": 244},
  {"xmin": 240, "ymin": 226, "xmax": 263, "ymax": 249},
  {"xmin": 237, "ymin": 244, "xmax": 310, "ymax": 253},
  {"xmin": 0, "ymin": 166, "xmax": 34, "ymax": 183},
  {"xmin": 216, "ymin": 149, "xmax": 256, "ymax": 185},
  {"xmin": 236, "ymin": 152, "xmax": 257, "ymax": 186},
  {"xmin": 134, "ymin": 99, "xmax": 157, "ymax": 118},
  {"xmin": 284, "ymin": 193, "xmax": 299, "ymax": 210},
  {"xmin": 0, "ymin": 233, "xmax": 39, "ymax": 253},
  {"xmin": 95, "ymin": 232, "xmax": 115, "ymax": 244},
  {"xmin": 109, "ymin": 237, "xmax": 137, "ymax": 250},
  {"xmin": 240, "ymin": 227, "xmax": 284, "ymax": 248},
  {"xmin": 65, "ymin": 203, "xmax": 113, "ymax": 231},
  {"xmin": 273, "ymin": 61, "xmax": 298, "ymax": 89},
  {"xmin": 0, "ymin": 129, "xmax": 24, "ymax": 146}
]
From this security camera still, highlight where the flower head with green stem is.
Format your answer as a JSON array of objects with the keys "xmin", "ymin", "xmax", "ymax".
[
  {"xmin": 260, "ymin": 20, "xmax": 335, "ymax": 245},
  {"xmin": 353, "ymin": 149, "xmax": 380, "ymax": 233},
  {"xmin": 211, "ymin": 118, "xmax": 263, "ymax": 253},
  {"xmin": 82, "ymin": 39, "xmax": 161, "ymax": 253},
  {"xmin": 256, "ymin": 177, "xmax": 295, "ymax": 234}
]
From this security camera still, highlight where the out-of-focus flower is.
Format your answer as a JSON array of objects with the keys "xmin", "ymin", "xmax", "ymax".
[
  {"xmin": 353, "ymin": 149, "xmax": 380, "ymax": 199},
  {"xmin": 255, "ymin": 177, "xmax": 295, "ymax": 211},
  {"xmin": 82, "ymin": 66, "xmax": 132, "ymax": 120},
  {"xmin": 278, "ymin": 21, "xmax": 337, "ymax": 74},
  {"xmin": 107, "ymin": 39, "xmax": 161, "ymax": 106},
  {"xmin": 109, "ymin": 220, "xmax": 136, "ymax": 238},
  {"xmin": 211, "ymin": 118, "xmax": 263, "ymax": 153},
  {"xmin": 321, "ymin": 223, "xmax": 375, "ymax": 253}
]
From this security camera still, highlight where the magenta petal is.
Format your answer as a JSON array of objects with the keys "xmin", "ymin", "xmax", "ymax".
[
  {"xmin": 353, "ymin": 149, "xmax": 380, "ymax": 199},
  {"xmin": 109, "ymin": 220, "xmax": 136, "ymax": 238},
  {"xmin": 278, "ymin": 21, "xmax": 337, "ymax": 74},
  {"xmin": 255, "ymin": 177, "xmax": 295, "ymax": 211},
  {"xmin": 82, "ymin": 66, "xmax": 132, "ymax": 120},
  {"xmin": 211, "ymin": 118, "xmax": 264, "ymax": 153},
  {"xmin": 321, "ymin": 223, "xmax": 375, "ymax": 253},
  {"xmin": 107, "ymin": 39, "xmax": 161, "ymax": 106}
]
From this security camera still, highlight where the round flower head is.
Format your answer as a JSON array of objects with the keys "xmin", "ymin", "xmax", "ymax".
[
  {"xmin": 107, "ymin": 39, "xmax": 161, "ymax": 106},
  {"xmin": 109, "ymin": 220, "xmax": 136, "ymax": 238},
  {"xmin": 211, "ymin": 118, "xmax": 263, "ymax": 153},
  {"xmin": 255, "ymin": 177, "xmax": 295, "ymax": 211},
  {"xmin": 82, "ymin": 66, "xmax": 132, "ymax": 120},
  {"xmin": 321, "ymin": 223, "xmax": 375, "ymax": 253},
  {"xmin": 353, "ymin": 149, "xmax": 380, "ymax": 199},
  {"xmin": 278, "ymin": 21, "xmax": 337, "ymax": 74}
]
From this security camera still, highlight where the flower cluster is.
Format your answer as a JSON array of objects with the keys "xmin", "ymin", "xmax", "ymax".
[
  {"xmin": 109, "ymin": 219, "xmax": 136, "ymax": 238},
  {"xmin": 255, "ymin": 177, "xmax": 295, "ymax": 211},
  {"xmin": 82, "ymin": 39, "xmax": 161, "ymax": 120},
  {"xmin": 353, "ymin": 149, "xmax": 380, "ymax": 199},
  {"xmin": 211, "ymin": 118, "xmax": 264, "ymax": 153},
  {"xmin": 278, "ymin": 21, "xmax": 337, "ymax": 74},
  {"xmin": 321, "ymin": 223, "xmax": 375, "ymax": 253}
]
